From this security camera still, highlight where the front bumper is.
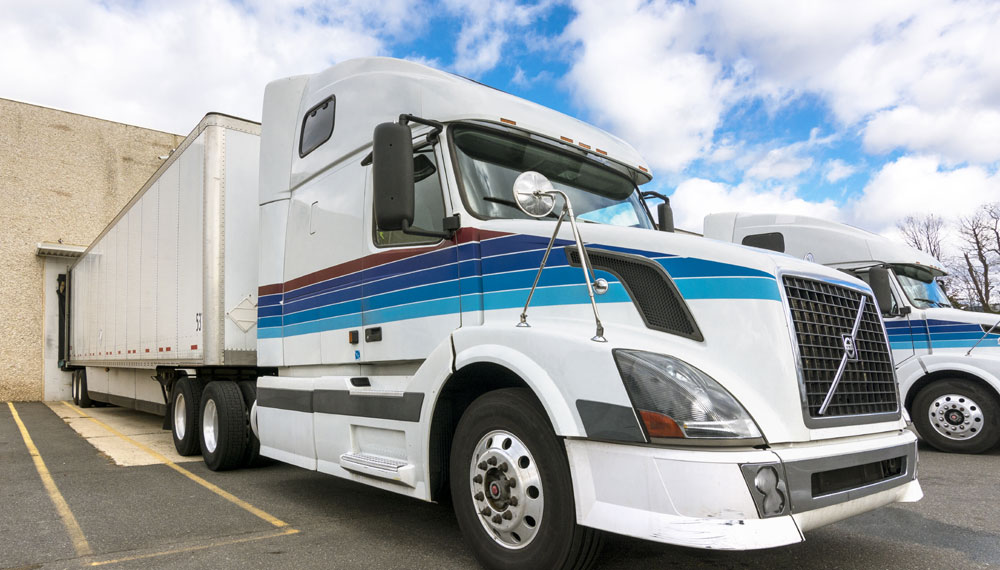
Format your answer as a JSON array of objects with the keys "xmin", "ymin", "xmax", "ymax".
[{"xmin": 564, "ymin": 429, "xmax": 921, "ymax": 550}]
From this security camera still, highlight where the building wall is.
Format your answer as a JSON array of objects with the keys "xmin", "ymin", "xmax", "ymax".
[{"xmin": 0, "ymin": 99, "xmax": 184, "ymax": 401}]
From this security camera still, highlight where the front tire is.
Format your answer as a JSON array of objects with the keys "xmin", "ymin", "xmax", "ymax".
[
  {"xmin": 200, "ymin": 382, "xmax": 248, "ymax": 471},
  {"xmin": 912, "ymin": 378, "xmax": 1000, "ymax": 453},
  {"xmin": 449, "ymin": 389, "xmax": 602, "ymax": 570}
]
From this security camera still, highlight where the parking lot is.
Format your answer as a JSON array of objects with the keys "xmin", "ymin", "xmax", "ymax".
[{"xmin": 2, "ymin": 401, "xmax": 999, "ymax": 570}]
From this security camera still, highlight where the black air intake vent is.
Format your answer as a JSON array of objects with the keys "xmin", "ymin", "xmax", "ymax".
[{"xmin": 566, "ymin": 247, "xmax": 702, "ymax": 341}]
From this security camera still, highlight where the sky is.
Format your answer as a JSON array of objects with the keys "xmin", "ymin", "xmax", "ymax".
[{"xmin": 3, "ymin": 0, "xmax": 999, "ymax": 254}]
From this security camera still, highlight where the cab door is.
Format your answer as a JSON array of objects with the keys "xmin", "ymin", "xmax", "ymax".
[{"xmin": 359, "ymin": 141, "xmax": 461, "ymax": 364}]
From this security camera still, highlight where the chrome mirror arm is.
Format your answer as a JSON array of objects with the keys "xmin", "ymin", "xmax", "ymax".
[{"xmin": 517, "ymin": 189, "xmax": 606, "ymax": 342}]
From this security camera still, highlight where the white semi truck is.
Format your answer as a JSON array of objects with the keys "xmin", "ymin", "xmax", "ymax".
[
  {"xmin": 65, "ymin": 58, "xmax": 921, "ymax": 569},
  {"xmin": 705, "ymin": 212, "xmax": 1000, "ymax": 454}
]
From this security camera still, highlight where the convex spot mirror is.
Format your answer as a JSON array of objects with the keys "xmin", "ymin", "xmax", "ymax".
[
  {"xmin": 372, "ymin": 122, "xmax": 414, "ymax": 231},
  {"xmin": 513, "ymin": 171, "xmax": 556, "ymax": 218}
]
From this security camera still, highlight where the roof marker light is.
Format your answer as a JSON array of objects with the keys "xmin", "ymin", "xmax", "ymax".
[
  {"xmin": 638, "ymin": 165, "xmax": 649, "ymax": 173},
  {"xmin": 596, "ymin": 148, "xmax": 608, "ymax": 156},
  {"xmin": 560, "ymin": 136, "xmax": 574, "ymax": 143},
  {"xmin": 500, "ymin": 117, "xmax": 516, "ymax": 125},
  {"xmin": 578, "ymin": 142, "xmax": 591, "ymax": 150}
]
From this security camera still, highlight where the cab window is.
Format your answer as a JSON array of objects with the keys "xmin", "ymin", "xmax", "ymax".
[{"xmin": 374, "ymin": 146, "xmax": 446, "ymax": 246}]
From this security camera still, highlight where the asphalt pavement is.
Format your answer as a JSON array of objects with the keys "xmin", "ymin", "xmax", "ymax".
[{"xmin": 1, "ymin": 401, "xmax": 998, "ymax": 570}]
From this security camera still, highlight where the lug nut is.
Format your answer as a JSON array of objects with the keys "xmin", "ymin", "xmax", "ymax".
[
  {"xmin": 473, "ymin": 474, "xmax": 483, "ymax": 484},
  {"xmin": 492, "ymin": 515, "xmax": 503, "ymax": 524},
  {"xmin": 499, "ymin": 462, "xmax": 509, "ymax": 472},
  {"xmin": 487, "ymin": 457, "xmax": 497, "ymax": 466},
  {"xmin": 509, "ymin": 496, "xmax": 518, "ymax": 506},
  {"xmin": 480, "ymin": 508, "xmax": 491, "ymax": 516},
  {"xmin": 475, "ymin": 492, "xmax": 484, "ymax": 501},
  {"xmin": 507, "ymin": 479, "xmax": 516, "ymax": 488},
  {"xmin": 478, "ymin": 461, "xmax": 487, "ymax": 470},
  {"xmin": 502, "ymin": 511, "xmax": 513, "ymax": 520}
]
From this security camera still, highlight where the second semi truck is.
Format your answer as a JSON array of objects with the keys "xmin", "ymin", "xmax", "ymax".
[{"xmin": 66, "ymin": 58, "xmax": 921, "ymax": 569}]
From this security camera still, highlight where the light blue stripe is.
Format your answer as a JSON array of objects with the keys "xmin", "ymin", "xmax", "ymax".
[
  {"xmin": 283, "ymin": 313, "xmax": 363, "ymax": 337},
  {"xmin": 674, "ymin": 277, "xmax": 782, "ymax": 301}
]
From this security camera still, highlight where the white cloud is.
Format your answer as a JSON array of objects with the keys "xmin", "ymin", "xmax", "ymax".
[
  {"xmin": 565, "ymin": 0, "xmax": 1000, "ymax": 172},
  {"xmin": 824, "ymin": 159, "xmax": 856, "ymax": 183},
  {"xmin": 846, "ymin": 155, "xmax": 1000, "ymax": 239},
  {"xmin": 564, "ymin": 0, "xmax": 731, "ymax": 172},
  {"xmin": 670, "ymin": 178, "xmax": 841, "ymax": 233},
  {"xmin": 863, "ymin": 105, "xmax": 1000, "ymax": 164},
  {"xmin": 0, "ymin": 0, "xmax": 426, "ymax": 134},
  {"xmin": 443, "ymin": 0, "xmax": 554, "ymax": 77},
  {"xmin": 745, "ymin": 146, "xmax": 813, "ymax": 180}
]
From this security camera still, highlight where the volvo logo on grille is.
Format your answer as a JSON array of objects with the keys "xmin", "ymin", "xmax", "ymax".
[
  {"xmin": 842, "ymin": 335, "xmax": 858, "ymax": 360},
  {"xmin": 818, "ymin": 296, "xmax": 868, "ymax": 415}
]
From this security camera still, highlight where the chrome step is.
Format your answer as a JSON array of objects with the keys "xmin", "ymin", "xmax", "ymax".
[{"xmin": 340, "ymin": 452, "xmax": 416, "ymax": 487}]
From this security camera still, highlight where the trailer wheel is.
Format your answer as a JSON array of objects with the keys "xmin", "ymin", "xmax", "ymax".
[
  {"xmin": 450, "ymin": 389, "xmax": 602, "ymax": 570},
  {"xmin": 913, "ymin": 378, "xmax": 1000, "ymax": 453},
  {"xmin": 200, "ymin": 382, "xmax": 249, "ymax": 471},
  {"xmin": 172, "ymin": 376, "xmax": 205, "ymax": 456},
  {"xmin": 71, "ymin": 371, "xmax": 80, "ymax": 405},
  {"xmin": 76, "ymin": 370, "xmax": 93, "ymax": 408},
  {"xmin": 237, "ymin": 380, "xmax": 262, "ymax": 467}
]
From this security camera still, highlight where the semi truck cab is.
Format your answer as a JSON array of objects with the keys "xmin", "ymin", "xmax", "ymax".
[
  {"xmin": 68, "ymin": 59, "xmax": 922, "ymax": 570},
  {"xmin": 706, "ymin": 212, "xmax": 1000, "ymax": 454}
]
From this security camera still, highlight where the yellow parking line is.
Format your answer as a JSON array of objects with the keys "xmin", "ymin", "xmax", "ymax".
[
  {"xmin": 88, "ymin": 527, "xmax": 299, "ymax": 566},
  {"xmin": 62, "ymin": 401, "xmax": 290, "ymax": 529},
  {"xmin": 8, "ymin": 402, "xmax": 93, "ymax": 556}
]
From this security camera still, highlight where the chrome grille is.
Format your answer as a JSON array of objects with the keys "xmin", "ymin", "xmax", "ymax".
[{"xmin": 783, "ymin": 276, "xmax": 898, "ymax": 421}]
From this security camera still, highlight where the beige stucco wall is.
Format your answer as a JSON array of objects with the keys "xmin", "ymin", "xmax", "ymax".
[{"xmin": 0, "ymin": 98, "xmax": 184, "ymax": 401}]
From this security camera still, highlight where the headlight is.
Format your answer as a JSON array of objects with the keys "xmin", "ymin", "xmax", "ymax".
[{"xmin": 613, "ymin": 350, "xmax": 762, "ymax": 440}]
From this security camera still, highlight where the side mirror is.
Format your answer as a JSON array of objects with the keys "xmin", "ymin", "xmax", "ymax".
[
  {"xmin": 372, "ymin": 122, "xmax": 413, "ymax": 231},
  {"xmin": 868, "ymin": 266, "xmax": 895, "ymax": 315},
  {"xmin": 640, "ymin": 191, "xmax": 674, "ymax": 232}
]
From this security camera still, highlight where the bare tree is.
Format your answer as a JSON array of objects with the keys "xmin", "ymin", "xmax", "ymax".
[
  {"xmin": 896, "ymin": 213, "xmax": 956, "ymax": 302},
  {"xmin": 897, "ymin": 214, "xmax": 945, "ymax": 260},
  {"xmin": 955, "ymin": 204, "xmax": 999, "ymax": 313}
]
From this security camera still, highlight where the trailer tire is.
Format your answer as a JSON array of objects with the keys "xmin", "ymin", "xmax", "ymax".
[
  {"xmin": 76, "ymin": 370, "xmax": 93, "ymax": 408},
  {"xmin": 450, "ymin": 388, "xmax": 602, "ymax": 570},
  {"xmin": 71, "ymin": 371, "xmax": 80, "ymax": 406},
  {"xmin": 912, "ymin": 378, "xmax": 1000, "ymax": 454},
  {"xmin": 172, "ymin": 376, "xmax": 205, "ymax": 456},
  {"xmin": 200, "ymin": 382, "xmax": 248, "ymax": 471},
  {"xmin": 237, "ymin": 380, "xmax": 262, "ymax": 467}
]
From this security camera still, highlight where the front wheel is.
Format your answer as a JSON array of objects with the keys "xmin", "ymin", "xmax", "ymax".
[
  {"xmin": 912, "ymin": 378, "xmax": 1000, "ymax": 453},
  {"xmin": 449, "ymin": 389, "xmax": 602, "ymax": 570}
]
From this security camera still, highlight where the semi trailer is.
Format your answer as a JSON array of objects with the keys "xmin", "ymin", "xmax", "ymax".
[
  {"xmin": 705, "ymin": 212, "xmax": 1000, "ymax": 454},
  {"xmin": 66, "ymin": 58, "xmax": 921, "ymax": 569}
]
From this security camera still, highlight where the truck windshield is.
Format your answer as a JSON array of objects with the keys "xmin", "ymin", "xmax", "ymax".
[
  {"xmin": 893, "ymin": 264, "xmax": 952, "ymax": 309},
  {"xmin": 451, "ymin": 126, "xmax": 653, "ymax": 229}
]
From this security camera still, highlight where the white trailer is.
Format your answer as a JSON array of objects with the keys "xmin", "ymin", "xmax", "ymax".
[
  {"xmin": 68, "ymin": 58, "xmax": 921, "ymax": 569},
  {"xmin": 67, "ymin": 114, "xmax": 263, "ymax": 454},
  {"xmin": 705, "ymin": 212, "xmax": 1000, "ymax": 453}
]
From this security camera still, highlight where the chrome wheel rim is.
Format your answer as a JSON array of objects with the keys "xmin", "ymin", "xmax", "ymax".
[
  {"xmin": 173, "ymin": 392, "xmax": 186, "ymax": 440},
  {"xmin": 203, "ymin": 399, "xmax": 219, "ymax": 453},
  {"xmin": 468, "ymin": 430, "xmax": 544, "ymax": 550},
  {"xmin": 929, "ymin": 393, "xmax": 984, "ymax": 441}
]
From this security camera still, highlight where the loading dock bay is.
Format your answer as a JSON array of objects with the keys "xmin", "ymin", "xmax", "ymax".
[{"xmin": 1, "ymin": 402, "xmax": 998, "ymax": 570}]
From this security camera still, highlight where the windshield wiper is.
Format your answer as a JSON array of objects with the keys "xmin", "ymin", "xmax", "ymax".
[
  {"xmin": 483, "ymin": 196, "xmax": 560, "ymax": 219},
  {"xmin": 913, "ymin": 297, "xmax": 949, "ymax": 308}
]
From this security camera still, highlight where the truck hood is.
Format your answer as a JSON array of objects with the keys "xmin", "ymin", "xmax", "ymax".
[{"xmin": 475, "ymin": 220, "xmax": 900, "ymax": 444}]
